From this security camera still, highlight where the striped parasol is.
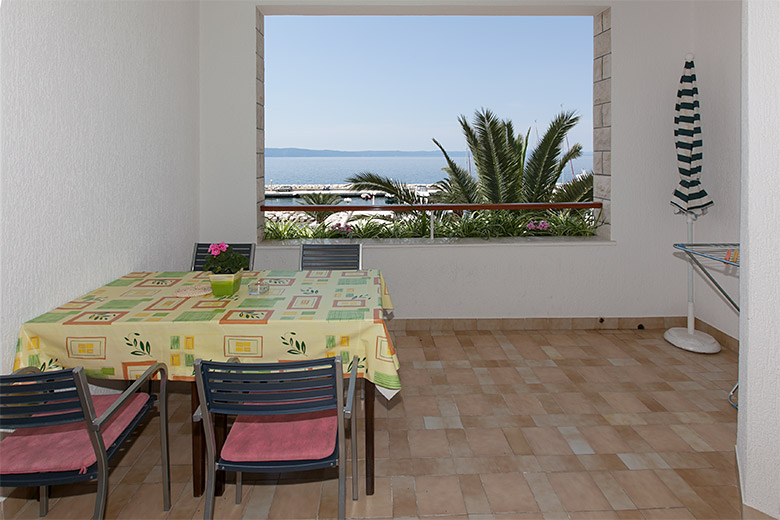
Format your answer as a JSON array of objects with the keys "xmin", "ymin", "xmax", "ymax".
[
  {"xmin": 665, "ymin": 54, "xmax": 720, "ymax": 355},
  {"xmin": 671, "ymin": 55, "xmax": 713, "ymax": 215}
]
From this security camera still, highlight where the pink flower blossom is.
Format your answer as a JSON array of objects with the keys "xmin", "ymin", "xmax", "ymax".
[
  {"xmin": 526, "ymin": 222, "xmax": 536, "ymax": 230},
  {"xmin": 537, "ymin": 220, "xmax": 550, "ymax": 231},
  {"xmin": 208, "ymin": 242, "xmax": 228, "ymax": 256}
]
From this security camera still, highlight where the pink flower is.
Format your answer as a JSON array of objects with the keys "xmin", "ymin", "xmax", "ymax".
[
  {"xmin": 526, "ymin": 222, "xmax": 536, "ymax": 230},
  {"xmin": 208, "ymin": 242, "xmax": 228, "ymax": 256},
  {"xmin": 537, "ymin": 220, "xmax": 550, "ymax": 231}
]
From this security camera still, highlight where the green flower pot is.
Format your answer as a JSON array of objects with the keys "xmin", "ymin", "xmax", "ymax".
[{"xmin": 208, "ymin": 270, "xmax": 243, "ymax": 297}]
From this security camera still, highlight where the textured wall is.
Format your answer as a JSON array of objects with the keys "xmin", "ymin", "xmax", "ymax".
[
  {"xmin": 199, "ymin": 1, "xmax": 258, "ymax": 243},
  {"xmin": 0, "ymin": 0, "xmax": 200, "ymax": 373},
  {"xmin": 689, "ymin": 0, "xmax": 742, "ymax": 348},
  {"xmin": 738, "ymin": 0, "xmax": 780, "ymax": 516}
]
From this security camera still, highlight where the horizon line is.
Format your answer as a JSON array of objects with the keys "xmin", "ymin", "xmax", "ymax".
[{"xmin": 267, "ymin": 146, "xmax": 595, "ymax": 154}]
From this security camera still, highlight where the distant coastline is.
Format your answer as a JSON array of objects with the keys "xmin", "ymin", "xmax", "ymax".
[
  {"xmin": 266, "ymin": 147, "xmax": 466, "ymax": 158},
  {"xmin": 267, "ymin": 147, "xmax": 593, "ymax": 159}
]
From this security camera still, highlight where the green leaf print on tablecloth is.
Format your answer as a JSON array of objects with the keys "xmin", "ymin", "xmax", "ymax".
[
  {"xmin": 125, "ymin": 333, "xmax": 151, "ymax": 356},
  {"xmin": 281, "ymin": 332, "xmax": 306, "ymax": 356}
]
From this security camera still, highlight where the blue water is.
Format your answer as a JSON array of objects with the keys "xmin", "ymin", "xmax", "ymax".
[{"xmin": 265, "ymin": 154, "xmax": 593, "ymax": 187}]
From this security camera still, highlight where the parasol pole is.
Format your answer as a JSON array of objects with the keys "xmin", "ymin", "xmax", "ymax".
[{"xmin": 686, "ymin": 212, "xmax": 695, "ymax": 334}]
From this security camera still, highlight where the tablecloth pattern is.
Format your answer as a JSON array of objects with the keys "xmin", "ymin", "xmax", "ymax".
[{"xmin": 15, "ymin": 270, "xmax": 400, "ymax": 395}]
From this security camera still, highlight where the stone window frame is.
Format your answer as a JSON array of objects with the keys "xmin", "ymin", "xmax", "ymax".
[
  {"xmin": 256, "ymin": 8, "xmax": 612, "ymax": 242},
  {"xmin": 593, "ymin": 8, "xmax": 611, "ymax": 239}
]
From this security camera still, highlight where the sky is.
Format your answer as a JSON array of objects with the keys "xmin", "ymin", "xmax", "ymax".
[{"xmin": 265, "ymin": 16, "xmax": 593, "ymax": 153}]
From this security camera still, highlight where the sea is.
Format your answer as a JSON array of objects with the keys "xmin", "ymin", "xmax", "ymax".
[
  {"xmin": 265, "ymin": 154, "xmax": 594, "ymax": 187},
  {"xmin": 264, "ymin": 153, "xmax": 593, "ymax": 207}
]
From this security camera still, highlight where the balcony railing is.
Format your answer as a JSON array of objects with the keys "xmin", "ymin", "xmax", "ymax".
[{"xmin": 261, "ymin": 202, "xmax": 603, "ymax": 239}]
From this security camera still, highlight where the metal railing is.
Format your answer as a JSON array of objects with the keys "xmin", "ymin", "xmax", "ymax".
[{"xmin": 261, "ymin": 202, "xmax": 602, "ymax": 239}]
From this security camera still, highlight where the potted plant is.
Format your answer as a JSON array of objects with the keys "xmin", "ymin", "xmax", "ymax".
[{"xmin": 203, "ymin": 242, "xmax": 249, "ymax": 296}]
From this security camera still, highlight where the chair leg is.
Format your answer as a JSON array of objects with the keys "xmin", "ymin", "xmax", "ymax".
[
  {"xmin": 338, "ymin": 463, "xmax": 346, "ymax": 520},
  {"xmin": 159, "ymin": 378, "xmax": 171, "ymax": 511},
  {"xmin": 93, "ymin": 457, "xmax": 109, "ymax": 520},
  {"xmin": 204, "ymin": 464, "xmax": 216, "ymax": 520},
  {"xmin": 39, "ymin": 486, "xmax": 48, "ymax": 517},
  {"xmin": 235, "ymin": 472, "xmax": 242, "ymax": 504},
  {"xmin": 351, "ymin": 410, "xmax": 358, "ymax": 501}
]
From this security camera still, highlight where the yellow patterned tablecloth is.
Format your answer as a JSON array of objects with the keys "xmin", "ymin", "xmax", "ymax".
[{"xmin": 16, "ymin": 270, "xmax": 400, "ymax": 397}]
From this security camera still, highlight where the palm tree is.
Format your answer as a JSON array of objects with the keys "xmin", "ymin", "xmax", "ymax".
[
  {"xmin": 299, "ymin": 192, "xmax": 343, "ymax": 224},
  {"xmin": 348, "ymin": 109, "xmax": 592, "ymax": 205},
  {"xmin": 433, "ymin": 108, "xmax": 591, "ymax": 203}
]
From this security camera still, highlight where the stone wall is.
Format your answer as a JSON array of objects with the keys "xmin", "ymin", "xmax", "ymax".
[
  {"xmin": 593, "ymin": 8, "xmax": 611, "ymax": 238},
  {"xmin": 256, "ymin": 8, "xmax": 266, "ymax": 242}
]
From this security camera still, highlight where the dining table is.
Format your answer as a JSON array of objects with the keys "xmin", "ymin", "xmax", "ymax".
[{"xmin": 15, "ymin": 269, "xmax": 400, "ymax": 496}]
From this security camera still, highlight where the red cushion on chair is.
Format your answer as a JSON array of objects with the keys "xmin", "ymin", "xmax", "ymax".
[
  {"xmin": 0, "ymin": 393, "xmax": 150, "ymax": 475},
  {"xmin": 221, "ymin": 409, "xmax": 338, "ymax": 463}
]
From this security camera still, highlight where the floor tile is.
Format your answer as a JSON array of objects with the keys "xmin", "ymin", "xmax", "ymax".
[
  {"xmin": 481, "ymin": 473, "xmax": 540, "ymax": 513},
  {"xmin": 465, "ymin": 428, "xmax": 514, "ymax": 457},
  {"xmin": 408, "ymin": 429, "xmax": 452, "ymax": 458},
  {"xmin": 391, "ymin": 475, "xmax": 417, "ymax": 518},
  {"xmin": 521, "ymin": 427, "xmax": 573, "ymax": 456},
  {"xmin": 546, "ymin": 472, "xmax": 611, "ymax": 511},
  {"xmin": 267, "ymin": 479, "xmax": 322, "ymax": 519},
  {"xmin": 611, "ymin": 470, "xmax": 683, "ymax": 509},
  {"xmin": 415, "ymin": 475, "xmax": 467, "ymax": 516}
]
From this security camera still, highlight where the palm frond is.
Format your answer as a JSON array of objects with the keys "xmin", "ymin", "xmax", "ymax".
[
  {"xmin": 432, "ymin": 138, "xmax": 479, "ymax": 204},
  {"xmin": 464, "ymin": 109, "xmax": 520, "ymax": 203},
  {"xmin": 551, "ymin": 143, "xmax": 583, "ymax": 187},
  {"xmin": 347, "ymin": 171, "xmax": 418, "ymax": 206},
  {"xmin": 299, "ymin": 192, "xmax": 343, "ymax": 223},
  {"xmin": 299, "ymin": 192, "xmax": 343, "ymax": 206},
  {"xmin": 552, "ymin": 171, "xmax": 593, "ymax": 203},
  {"xmin": 522, "ymin": 111, "xmax": 580, "ymax": 202}
]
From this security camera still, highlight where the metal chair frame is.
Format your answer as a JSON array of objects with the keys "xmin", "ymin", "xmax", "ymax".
[
  {"xmin": 194, "ymin": 357, "xmax": 357, "ymax": 520},
  {"xmin": 300, "ymin": 243, "xmax": 362, "ymax": 270},
  {"xmin": 0, "ymin": 363, "xmax": 170, "ymax": 519},
  {"xmin": 191, "ymin": 242, "xmax": 256, "ymax": 271}
]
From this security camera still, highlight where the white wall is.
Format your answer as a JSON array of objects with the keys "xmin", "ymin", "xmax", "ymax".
[
  {"xmin": 247, "ymin": 1, "xmax": 742, "ymax": 335},
  {"xmin": 738, "ymin": 0, "xmax": 780, "ymax": 517},
  {"xmin": 691, "ymin": 0, "xmax": 742, "ymax": 341},
  {"xmin": 198, "ymin": 1, "xmax": 258, "ymax": 243},
  {"xmin": 0, "ymin": 0, "xmax": 200, "ymax": 373}
]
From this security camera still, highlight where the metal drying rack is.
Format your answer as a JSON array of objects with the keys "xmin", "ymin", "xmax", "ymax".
[{"xmin": 673, "ymin": 243, "xmax": 740, "ymax": 408}]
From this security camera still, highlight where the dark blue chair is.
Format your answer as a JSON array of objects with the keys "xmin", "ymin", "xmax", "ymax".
[
  {"xmin": 300, "ymin": 243, "xmax": 361, "ymax": 270},
  {"xmin": 194, "ymin": 356, "xmax": 357, "ymax": 520},
  {"xmin": 0, "ymin": 364, "xmax": 170, "ymax": 519},
  {"xmin": 192, "ymin": 243, "xmax": 256, "ymax": 271}
]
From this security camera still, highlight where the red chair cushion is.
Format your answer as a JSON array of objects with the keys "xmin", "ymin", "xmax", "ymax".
[
  {"xmin": 221, "ymin": 409, "xmax": 337, "ymax": 462},
  {"xmin": 0, "ymin": 393, "xmax": 150, "ymax": 475}
]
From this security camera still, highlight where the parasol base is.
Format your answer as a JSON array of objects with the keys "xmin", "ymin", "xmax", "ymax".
[{"xmin": 664, "ymin": 327, "xmax": 721, "ymax": 354}]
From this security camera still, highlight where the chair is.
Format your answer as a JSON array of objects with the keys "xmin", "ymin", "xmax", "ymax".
[
  {"xmin": 300, "ymin": 243, "xmax": 361, "ymax": 270},
  {"xmin": 192, "ymin": 242, "xmax": 256, "ymax": 271},
  {"xmin": 194, "ymin": 357, "xmax": 358, "ymax": 520},
  {"xmin": 0, "ymin": 363, "xmax": 170, "ymax": 519}
]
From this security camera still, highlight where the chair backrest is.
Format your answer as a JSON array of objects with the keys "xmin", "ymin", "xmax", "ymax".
[
  {"xmin": 0, "ymin": 368, "xmax": 93, "ymax": 429},
  {"xmin": 194, "ymin": 358, "xmax": 340, "ymax": 417},
  {"xmin": 300, "ymin": 244, "xmax": 361, "ymax": 270},
  {"xmin": 192, "ymin": 243, "xmax": 256, "ymax": 271}
]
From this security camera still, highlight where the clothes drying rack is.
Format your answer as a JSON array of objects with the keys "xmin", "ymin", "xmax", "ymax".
[{"xmin": 673, "ymin": 243, "xmax": 740, "ymax": 408}]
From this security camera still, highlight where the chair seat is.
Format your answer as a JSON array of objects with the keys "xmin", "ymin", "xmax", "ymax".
[
  {"xmin": 0, "ymin": 393, "xmax": 150, "ymax": 475},
  {"xmin": 220, "ymin": 409, "xmax": 337, "ymax": 463}
]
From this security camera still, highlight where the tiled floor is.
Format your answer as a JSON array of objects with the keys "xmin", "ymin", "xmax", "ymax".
[{"xmin": 7, "ymin": 328, "xmax": 743, "ymax": 519}]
